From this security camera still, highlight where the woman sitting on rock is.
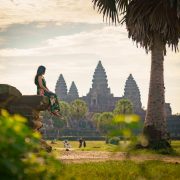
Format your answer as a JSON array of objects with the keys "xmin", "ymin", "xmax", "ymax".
[{"xmin": 35, "ymin": 65, "xmax": 61, "ymax": 117}]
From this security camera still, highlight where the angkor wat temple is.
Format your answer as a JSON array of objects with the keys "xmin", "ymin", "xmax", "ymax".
[
  {"xmin": 55, "ymin": 61, "xmax": 171, "ymax": 118},
  {"xmin": 53, "ymin": 61, "xmax": 180, "ymax": 139}
]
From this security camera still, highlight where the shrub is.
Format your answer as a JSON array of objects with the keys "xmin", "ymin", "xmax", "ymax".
[
  {"xmin": 109, "ymin": 137, "xmax": 120, "ymax": 145},
  {"xmin": 0, "ymin": 110, "xmax": 62, "ymax": 179}
]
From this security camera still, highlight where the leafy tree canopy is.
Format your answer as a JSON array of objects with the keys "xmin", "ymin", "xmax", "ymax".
[
  {"xmin": 92, "ymin": 113, "xmax": 101, "ymax": 128},
  {"xmin": 70, "ymin": 99, "xmax": 88, "ymax": 120},
  {"xmin": 98, "ymin": 112, "xmax": 115, "ymax": 134},
  {"xmin": 59, "ymin": 101, "xmax": 72, "ymax": 119},
  {"xmin": 114, "ymin": 98, "xmax": 133, "ymax": 115}
]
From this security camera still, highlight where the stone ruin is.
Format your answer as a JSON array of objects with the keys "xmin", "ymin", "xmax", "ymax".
[{"xmin": 0, "ymin": 84, "xmax": 52, "ymax": 152}]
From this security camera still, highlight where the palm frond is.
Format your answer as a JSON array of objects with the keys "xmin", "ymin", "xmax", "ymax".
[
  {"xmin": 92, "ymin": 0, "xmax": 129, "ymax": 23},
  {"xmin": 92, "ymin": 0, "xmax": 180, "ymax": 53},
  {"xmin": 117, "ymin": 0, "xmax": 131, "ymax": 13},
  {"xmin": 169, "ymin": 0, "xmax": 180, "ymax": 18},
  {"xmin": 125, "ymin": 0, "xmax": 180, "ymax": 53}
]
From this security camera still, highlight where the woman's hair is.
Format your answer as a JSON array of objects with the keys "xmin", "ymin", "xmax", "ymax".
[{"xmin": 34, "ymin": 65, "xmax": 46, "ymax": 85}]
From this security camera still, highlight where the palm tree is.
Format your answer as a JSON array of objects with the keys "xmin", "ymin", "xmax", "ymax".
[
  {"xmin": 92, "ymin": 113, "xmax": 101, "ymax": 130},
  {"xmin": 70, "ymin": 99, "xmax": 88, "ymax": 128},
  {"xmin": 93, "ymin": 0, "xmax": 180, "ymax": 148},
  {"xmin": 114, "ymin": 99, "xmax": 133, "ymax": 115},
  {"xmin": 98, "ymin": 112, "xmax": 114, "ymax": 134},
  {"xmin": 59, "ymin": 101, "xmax": 72, "ymax": 128}
]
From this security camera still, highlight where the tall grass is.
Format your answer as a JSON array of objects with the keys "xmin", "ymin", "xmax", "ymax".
[{"xmin": 60, "ymin": 160, "xmax": 180, "ymax": 180}]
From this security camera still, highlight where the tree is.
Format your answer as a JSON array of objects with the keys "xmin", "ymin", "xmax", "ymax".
[
  {"xmin": 98, "ymin": 112, "xmax": 114, "ymax": 134},
  {"xmin": 114, "ymin": 99, "xmax": 133, "ymax": 115},
  {"xmin": 41, "ymin": 102, "xmax": 71, "ymax": 139},
  {"xmin": 92, "ymin": 113, "xmax": 101, "ymax": 130},
  {"xmin": 59, "ymin": 101, "xmax": 72, "ymax": 128},
  {"xmin": 70, "ymin": 99, "xmax": 88, "ymax": 120},
  {"xmin": 93, "ymin": 0, "xmax": 180, "ymax": 149}
]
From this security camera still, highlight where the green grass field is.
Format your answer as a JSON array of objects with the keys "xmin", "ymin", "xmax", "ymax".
[
  {"xmin": 60, "ymin": 160, "xmax": 180, "ymax": 180},
  {"xmin": 171, "ymin": 141, "xmax": 180, "ymax": 154},
  {"xmin": 50, "ymin": 141, "xmax": 180, "ymax": 179},
  {"xmin": 50, "ymin": 140, "xmax": 180, "ymax": 155},
  {"xmin": 49, "ymin": 140, "xmax": 117, "ymax": 151}
]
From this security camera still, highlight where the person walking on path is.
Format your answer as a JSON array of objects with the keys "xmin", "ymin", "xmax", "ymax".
[
  {"xmin": 79, "ymin": 137, "xmax": 83, "ymax": 148},
  {"xmin": 83, "ymin": 138, "xmax": 86, "ymax": 148}
]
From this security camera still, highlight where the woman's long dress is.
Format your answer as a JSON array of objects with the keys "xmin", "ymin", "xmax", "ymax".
[{"xmin": 36, "ymin": 77, "xmax": 60, "ymax": 114}]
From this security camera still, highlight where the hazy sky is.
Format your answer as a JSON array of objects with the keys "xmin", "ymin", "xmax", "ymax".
[{"xmin": 0, "ymin": 0, "xmax": 179, "ymax": 113}]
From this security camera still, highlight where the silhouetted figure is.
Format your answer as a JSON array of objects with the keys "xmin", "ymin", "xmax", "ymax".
[
  {"xmin": 79, "ymin": 138, "xmax": 83, "ymax": 148},
  {"xmin": 83, "ymin": 139, "xmax": 86, "ymax": 148}
]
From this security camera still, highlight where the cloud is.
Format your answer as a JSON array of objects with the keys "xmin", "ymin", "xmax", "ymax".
[
  {"xmin": 0, "ymin": 0, "xmax": 102, "ymax": 29},
  {"xmin": 0, "ymin": 26, "xmax": 129, "ymax": 57},
  {"xmin": 0, "ymin": 22, "xmax": 105, "ymax": 49}
]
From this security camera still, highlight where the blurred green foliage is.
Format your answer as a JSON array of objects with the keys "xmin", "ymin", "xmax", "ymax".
[
  {"xmin": 111, "ymin": 114, "xmax": 142, "ymax": 142},
  {"xmin": 109, "ymin": 137, "xmax": 120, "ymax": 145},
  {"xmin": 92, "ymin": 99, "xmax": 141, "ymax": 140},
  {"xmin": 92, "ymin": 112, "xmax": 142, "ymax": 141},
  {"xmin": 0, "ymin": 110, "xmax": 62, "ymax": 180}
]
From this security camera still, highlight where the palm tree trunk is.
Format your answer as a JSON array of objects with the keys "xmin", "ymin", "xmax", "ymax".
[
  {"xmin": 143, "ymin": 34, "xmax": 169, "ymax": 148},
  {"xmin": 66, "ymin": 119, "xmax": 69, "ymax": 128}
]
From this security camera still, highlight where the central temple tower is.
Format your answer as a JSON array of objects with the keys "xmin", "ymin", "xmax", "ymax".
[
  {"xmin": 83, "ymin": 61, "xmax": 114, "ymax": 112},
  {"xmin": 123, "ymin": 74, "xmax": 142, "ymax": 113}
]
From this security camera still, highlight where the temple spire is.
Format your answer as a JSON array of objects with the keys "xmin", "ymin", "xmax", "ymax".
[
  {"xmin": 84, "ymin": 61, "xmax": 113, "ymax": 112},
  {"xmin": 55, "ymin": 74, "xmax": 67, "ymax": 101},
  {"xmin": 92, "ymin": 60, "xmax": 108, "ymax": 91},
  {"xmin": 123, "ymin": 74, "xmax": 142, "ymax": 112},
  {"xmin": 67, "ymin": 81, "xmax": 79, "ymax": 101}
]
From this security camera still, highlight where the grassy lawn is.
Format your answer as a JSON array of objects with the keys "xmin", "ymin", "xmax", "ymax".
[
  {"xmin": 50, "ymin": 140, "xmax": 180, "ymax": 155},
  {"xmin": 126, "ymin": 141, "xmax": 180, "ymax": 156},
  {"xmin": 49, "ymin": 141, "xmax": 180, "ymax": 179},
  {"xmin": 49, "ymin": 140, "xmax": 117, "ymax": 152},
  {"xmin": 171, "ymin": 141, "xmax": 180, "ymax": 154},
  {"xmin": 60, "ymin": 160, "xmax": 180, "ymax": 180}
]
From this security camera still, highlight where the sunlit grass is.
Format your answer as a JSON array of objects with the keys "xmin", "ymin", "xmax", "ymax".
[
  {"xmin": 171, "ymin": 141, "xmax": 180, "ymax": 154},
  {"xmin": 49, "ymin": 140, "xmax": 118, "ymax": 153},
  {"xmin": 60, "ymin": 160, "xmax": 180, "ymax": 180},
  {"xmin": 50, "ymin": 140, "xmax": 180, "ymax": 156}
]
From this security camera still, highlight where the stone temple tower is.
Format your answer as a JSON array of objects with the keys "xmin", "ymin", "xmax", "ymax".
[
  {"xmin": 123, "ymin": 74, "xmax": 142, "ymax": 113},
  {"xmin": 55, "ymin": 74, "xmax": 67, "ymax": 101},
  {"xmin": 83, "ymin": 61, "xmax": 114, "ymax": 112},
  {"xmin": 67, "ymin": 81, "xmax": 79, "ymax": 102}
]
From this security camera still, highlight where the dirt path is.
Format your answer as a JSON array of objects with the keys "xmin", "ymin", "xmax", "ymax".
[{"xmin": 58, "ymin": 151, "xmax": 180, "ymax": 164}]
